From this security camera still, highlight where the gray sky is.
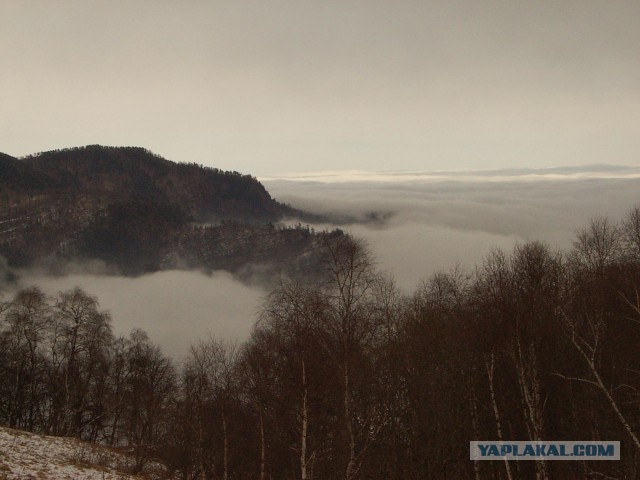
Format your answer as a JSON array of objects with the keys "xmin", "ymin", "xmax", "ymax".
[{"xmin": 1, "ymin": 0, "xmax": 639, "ymax": 175}]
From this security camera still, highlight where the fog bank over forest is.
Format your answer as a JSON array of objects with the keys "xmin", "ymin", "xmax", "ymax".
[
  {"xmin": 4, "ymin": 165, "xmax": 640, "ymax": 357},
  {"xmin": 6, "ymin": 270, "xmax": 265, "ymax": 360},
  {"xmin": 265, "ymin": 165, "xmax": 640, "ymax": 290}
]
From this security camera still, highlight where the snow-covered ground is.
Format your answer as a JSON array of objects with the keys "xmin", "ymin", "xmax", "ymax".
[{"xmin": 0, "ymin": 426, "xmax": 167, "ymax": 480}]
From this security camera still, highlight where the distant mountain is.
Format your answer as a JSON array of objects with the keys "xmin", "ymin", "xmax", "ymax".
[
  {"xmin": 16, "ymin": 145, "xmax": 287, "ymax": 220},
  {"xmin": 0, "ymin": 145, "xmax": 333, "ymax": 277}
]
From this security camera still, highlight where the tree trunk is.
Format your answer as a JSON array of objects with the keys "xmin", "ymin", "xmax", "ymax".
[
  {"xmin": 260, "ymin": 407, "xmax": 266, "ymax": 480},
  {"xmin": 469, "ymin": 383, "xmax": 481, "ymax": 480},
  {"xmin": 199, "ymin": 404, "xmax": 206, "ymax": 480},
  {"xmin": 222, "ymin": 402, "xmax": 228, "ymax": 480},
  {"xmin": 512, "ymin": 339, "xmax": 547, "ymax": 479},
  {"xmin": 486, "ymin": 353, "xmax": 513, "ymax": 480},
  {"xmin": 344, "ymin": 364, "xmax": 357, "ymax": 480},
  {"xmin": 569, "ymin": 331, "xmax": 640, "ymax": 452},
  {"xmin": 301, "ymin": 359, "xmax": 308, "ymax": 480}
]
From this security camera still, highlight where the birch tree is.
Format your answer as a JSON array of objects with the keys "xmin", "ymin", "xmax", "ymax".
[
  {"xmin": 50, "ymin": 287, "xmax": 113, "ymax": 438},
  {"xmin": 259, "ymin": 281, "xmax": 327, "ymax": 480},
  {"xmin": 185, "ymin": 336, "xmax": 238, "ymax": 480},
  {"xmin": 321, "ymin": 235, "xmax": 386, "ymax": 480},
  {"xmin": 2, "ymin": 287, "xmax": 50, "ymax": 430}
]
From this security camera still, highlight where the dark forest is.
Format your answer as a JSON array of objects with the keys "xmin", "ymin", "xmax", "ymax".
[{"xmin": 2, "ymin": 207, "xmax": 640, "ymax": 479}]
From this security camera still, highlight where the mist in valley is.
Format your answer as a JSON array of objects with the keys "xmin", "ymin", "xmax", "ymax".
[
  {"xmin": 266, "ymin": 166, "xmax": 640, "ymax": 290},
  {"xmin": 4, "ymin": 166, "xmax": 640, "ymax": 358},
  {"xmin": 4, "ymin": 268, "xmax": 265, "ymax": 361},
  {"xmin": 3, "ymin": 1, "xmax": 640, "ymax": 476}
]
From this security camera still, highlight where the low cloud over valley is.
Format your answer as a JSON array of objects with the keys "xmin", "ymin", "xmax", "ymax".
[
  {"xmin": 4, "ymin": 165, "xmax": 640, "ymax": 356},
  {"xmin": 265, "ymin": 165, "xmax": 640, "ymax": 290}
]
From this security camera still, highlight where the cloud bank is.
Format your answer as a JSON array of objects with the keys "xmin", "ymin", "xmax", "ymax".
[
  {"xmin": 265, "ymin": 166, "xmax": 640, "ymax": 290},
  {"xmin": 10, "ymin": 270, "xmax": 265, "ymax": 361},
  {"xmin": 4, "ymin": 165, "xmax": 639, "ymax": 355}
]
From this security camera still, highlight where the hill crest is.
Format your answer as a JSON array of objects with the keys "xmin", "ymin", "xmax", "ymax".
[{"xmin": 0, "ymin": 145, "xmax": 331, "ymax": 277}]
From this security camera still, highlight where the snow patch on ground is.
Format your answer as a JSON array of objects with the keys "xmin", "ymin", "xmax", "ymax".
[{"xmin": 0, "ymin": 426, "xmax": 166, "ymax": 479}]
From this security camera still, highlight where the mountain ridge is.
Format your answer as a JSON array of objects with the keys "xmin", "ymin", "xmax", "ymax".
[
  {"xmin": 0, "ymin": 145, "xmax": 334, "ymax": 278},
  {"xmin": 10, "ymin": 145, "xmax": 287, "ymax": 221}
]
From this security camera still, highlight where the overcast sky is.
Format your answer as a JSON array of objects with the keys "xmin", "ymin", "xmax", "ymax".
[{"xmin": 1, "ymin": 1, "xmax": 639, "ymax": 175}]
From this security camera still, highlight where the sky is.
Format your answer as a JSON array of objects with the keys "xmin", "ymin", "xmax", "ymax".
[{"xmin": 1, "ymin": 0, "xmax": 639, "ymax": 175}]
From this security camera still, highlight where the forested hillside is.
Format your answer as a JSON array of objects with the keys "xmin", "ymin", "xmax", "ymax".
[
  {"xmin": 2, "ymin": 207, "xmax": 640, "ymax": 478},
  {"xmin": 0, "ymin": 145, "xmax": 325, "ymax": 276}
]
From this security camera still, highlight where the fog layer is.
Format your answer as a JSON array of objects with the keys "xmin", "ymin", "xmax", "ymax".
[
  {"xmin": 5, "ymin": 166, "xmax": 640, "ymax": 355},
  {"xmin": 9, "ymin": 270, "xmax": 265, "ymax": 361},
  {"xmin": 265, "ymin": 166, "xmax": 640, "ymax": 290}
]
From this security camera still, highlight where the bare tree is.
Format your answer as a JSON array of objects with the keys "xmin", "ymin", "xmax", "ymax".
[
  {"xmin": 123, "ymin": 329, "xmax": 176, "ymax": 472},
  {"xmin": 259, "ymin": 281, "xmax": 326, "ymax": 480},
  {"xmin": 107, "ymin": 335, "xmax": 130, "ymax": 446},
  {"xmin": 486, "ymin": 352, "xmax": 514, "ymax": 480},
  {"xmin": 2, "ymin": 287, "xmax": 50, "ymax": 430},
  {"xmin": 556, "ymin": 312, "xmax": 640, "ymax": 453},
  {"xmin": 50, "ymin": 287, "xmax": 112, "ymax": 438},
  {"xmin": 571, "ymin": 216, "xmax": 622, "ymax": 274},
  {"xmin": 509, "ymin": 242, "xmax": 563, "ymax": 480},
  {"xmin": 622, "ymin": 205, "xmax": 640, "ymax": 260},
  {"xmin": 321, "ymin": 235, "xmax": 386, "ymax": 480},
  {"xmin": 241, "ymin": 328, "xmax": 282, "ymax": 480},
  {"xmin": 185, "ymin": 336, "xmax": 238, "ymax": 480}
]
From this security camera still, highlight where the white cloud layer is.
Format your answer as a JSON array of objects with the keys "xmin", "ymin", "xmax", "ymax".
[
  {"xmin": 4, "ymin": 167, "xmax": 640, "ymax": 355},
  {"xmin": 266, "ymin": 167, "xmax": 640, "ymax": 289},
  {"xmin": 10, "ymin": 270, "xmax": 265, "ymax": 361},
  {"xmin": 261, "ymin": 165, "xmax": 640, "ymax": 184}
]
